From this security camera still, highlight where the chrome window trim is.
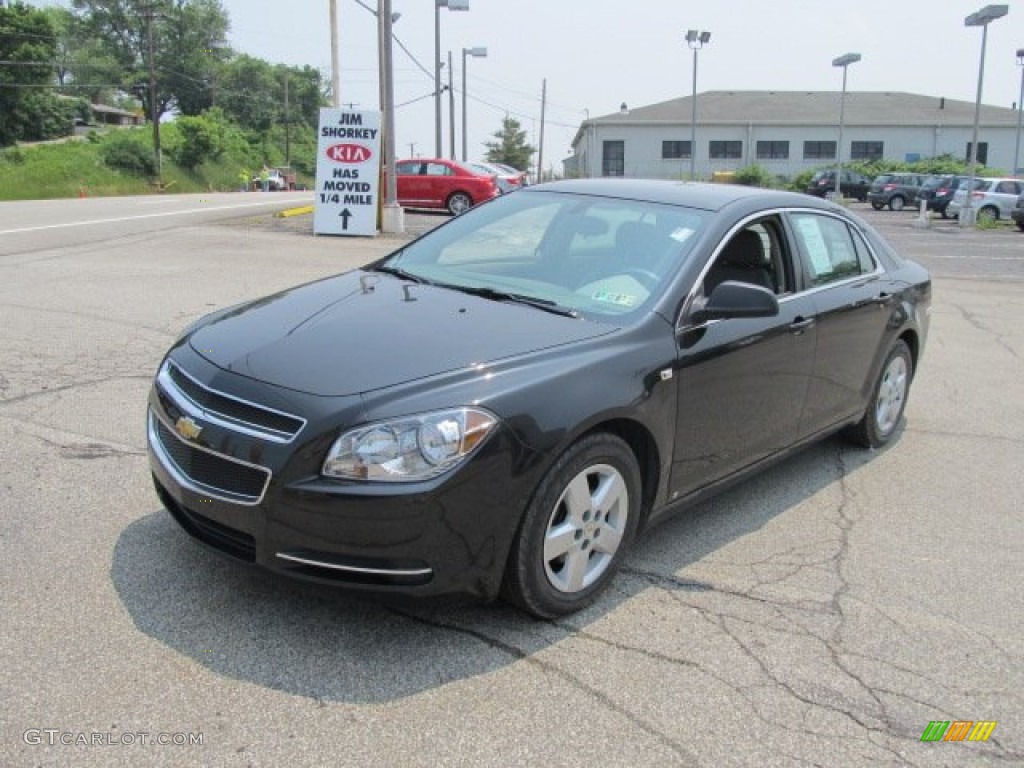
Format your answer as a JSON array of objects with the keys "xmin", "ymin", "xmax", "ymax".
[
  {"xmin": 159, "ymin": 360, "xmax": 306, "ymax": 445},
  {"xmin": 275, "ymin": 552, "xmax": 434, "ymax": 578},
  {"xmin": 148, "ymin": 408, "xmax": 271, "ymax": 506},
  {"xmin": 676, "ymin": 206, "xmax": 886, "ymax": 330}
]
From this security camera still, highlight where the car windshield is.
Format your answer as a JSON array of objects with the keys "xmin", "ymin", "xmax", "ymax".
[{"xmin": 377, "ymin": 190, "xmax": 709, "ymax": 322}]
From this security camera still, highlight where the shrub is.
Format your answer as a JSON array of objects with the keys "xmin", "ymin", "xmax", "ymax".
[
  {"xmin": 733, "ymin": 164, "xmax": 772, "ymax": 188},
  {"xmin": 99, "ymin": 132, "xmax": 156, "ymax": 177}
]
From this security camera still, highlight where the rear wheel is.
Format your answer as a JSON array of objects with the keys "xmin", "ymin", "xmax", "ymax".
[
  {"xmin": 846, "ymin": 340, "xmax": 913, "ymax": 449},
  {"xmin": 502, "ymin": 433, "xmax": 641, "ymax": 618},
  {"xmin": 978, "ymin": 206, "xmax": 999, "ymax": 223},
  {"xmin": 446, "ymin": 192, "xmax": 473, "ymax": 215},
  {"xmin": 889, "ymin": 196, "xmax": 905, "ymax": 212}
]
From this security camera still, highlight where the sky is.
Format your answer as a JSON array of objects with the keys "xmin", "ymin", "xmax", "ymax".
[{"xmin": 33, "ymin": 1, "xmax": 1024, "ymax": 172}]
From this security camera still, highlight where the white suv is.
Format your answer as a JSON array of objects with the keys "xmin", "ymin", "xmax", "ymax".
[{"xmin": 947, "ymin": 177, "xmax": 1023, "ymax": 222}]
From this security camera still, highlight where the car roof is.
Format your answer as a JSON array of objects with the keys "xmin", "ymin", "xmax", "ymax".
[{"xmin": 524, "ymin": 178, "xmax": 835, "ymax": 213}]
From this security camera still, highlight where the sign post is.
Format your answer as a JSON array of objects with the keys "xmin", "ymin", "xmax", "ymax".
[{"xmin": 313, "ymin": 108, "xmax": 381, "ymax": 237}]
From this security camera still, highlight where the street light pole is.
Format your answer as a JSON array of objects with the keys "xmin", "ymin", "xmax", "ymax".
[
  {"xmin": 435, "ymin": 0, "xmax": 469, "ymax": 158},
  {"xmin": 962, "ymin": 4, "xmax": 1008, "ymax": 227},
  {"xmin": 461, "ymin": 46, "xmax": 486, "ymax": 161},
  {"xmin": 685, "ymin": 30, "xmax": 710, "ymax": 181},
  {"xmin": 329, "ymin": 0, "xmax": 340, "ymax": 107},
  {"xmin": 1014, "ymin": 48, "xmax": 1024, "ymax": 175},
  {"xmin": 832, "ymin": 53, "xmax": 861, "ymax": 201},
  {"xmin": 380, "ymin": 0, "xmax": 403, "ymax": 233}
]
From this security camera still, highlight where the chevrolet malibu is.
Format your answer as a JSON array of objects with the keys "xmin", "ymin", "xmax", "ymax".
[{"xmin": 148, "ymin": 180, "xmax": 931, "ymax": 618}]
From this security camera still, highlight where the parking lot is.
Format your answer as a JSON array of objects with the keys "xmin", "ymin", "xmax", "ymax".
[{"xmin": 1, "ymin": 194, "xmax": 1022, "ymax": 767}]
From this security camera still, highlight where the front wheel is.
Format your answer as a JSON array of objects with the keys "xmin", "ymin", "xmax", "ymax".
[
  {"xmin": 502, "ymin": 433, "xmax": 641, "ymax": 618},
  {"xmin": 846, "ymin": 340, "xmax": 913, "ymax": 449},
  {"xmin": 446, "ymin": 192, "xmax": 473, "ymax": 215},
  {"xmin": 871, "ymin": 202, "xmax": 883, "ymax": 211}
]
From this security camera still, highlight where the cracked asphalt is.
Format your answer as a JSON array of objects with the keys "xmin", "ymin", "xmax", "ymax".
[{"xmin": 1, "ymin": 194, "xmax": 1022, "ymax": 767}]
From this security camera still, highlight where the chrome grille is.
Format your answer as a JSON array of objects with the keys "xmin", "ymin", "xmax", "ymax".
[
  {"xmin": 149, "ymin": 410, "xmax": 271, "ymax": 505},
  {"xmin": 157, "ymin": 360, "xmax": 305, "ymax": 444}
]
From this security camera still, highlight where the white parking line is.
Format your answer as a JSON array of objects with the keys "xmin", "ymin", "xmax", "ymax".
[{"xmin": 0, "ymin": 199, "xmax": 305, "ymax": 235}]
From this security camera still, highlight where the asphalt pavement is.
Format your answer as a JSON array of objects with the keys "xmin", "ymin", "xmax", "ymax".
[{"xmin": 1, "ymin": 194, "xmax": 1022, "ymax": 767}]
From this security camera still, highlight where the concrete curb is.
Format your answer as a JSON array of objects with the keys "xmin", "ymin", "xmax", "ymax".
[{"xmin": 275, "ymin": 205, "xmax": 314, "ymax": 218}]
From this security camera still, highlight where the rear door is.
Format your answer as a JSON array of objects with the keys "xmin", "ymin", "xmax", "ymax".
[
  {"xmin": 396, "ymin": 161, "xmax": 425, "ymax": 206},
  {"xmin": 787, "ymin": 211, "xmax": 896, "ymax": 437}
]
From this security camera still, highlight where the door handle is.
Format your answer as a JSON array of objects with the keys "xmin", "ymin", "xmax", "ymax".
[
  {"xmin": 789, "ymin": 317, "xmax": 815, "ymax": 334},
  {"xmin": 875, "ymin": 291, "xmax": 893, "ymax": 306}
]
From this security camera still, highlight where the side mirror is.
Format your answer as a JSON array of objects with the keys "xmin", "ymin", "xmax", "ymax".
[{"xmin": 690, "ymin": 281, "xmax": 779, "ymax": 324}]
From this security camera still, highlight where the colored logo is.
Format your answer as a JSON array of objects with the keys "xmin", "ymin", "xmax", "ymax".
[
  {"xmin": 325, "ymin": 144, "xmax": 371, "ymax": 163},
  {"xmin": 175, "ymin": 416, "xmax": 203, "ymax": 441},
  {"xmin": 920, "ymin": 721, "xmax": 997, "ymax": 742}
]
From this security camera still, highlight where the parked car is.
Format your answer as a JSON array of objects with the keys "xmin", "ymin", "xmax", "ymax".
[
  {"xmin": 148, "ymin": 179, "xmax": 931, "ymax": 618},
  {"xmin": 867, "ymin": 173, "xmax": 927, "ymax": 211},
  {"xmin": 466, "ymin": 161, "xmax": 523, "ymax": 195},
  {"xmin": 489, "ymin": 162, "xmax": 530, "ymax": 186},
  {"xmin": 946, "ymin": 177, "xmax": 1024, "ymax": 222},
  {"xmin": 804, "ymin": 169, "xmax": 870, "ymax": 201},
  {"xmin": 917, "ymin": 175, "xmax": 969, "ymax": 218},
  {"xmin": 395, "ymin": 158, "xmax": 500, "ymax": 214},
  {"xmin": 1011, "ymin": 191, "xmax": 1024, "ymax": 231}
]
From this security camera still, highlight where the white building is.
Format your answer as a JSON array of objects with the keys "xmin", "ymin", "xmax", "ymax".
[{"xmin": 567, "ymin": 91, "xmax": 1022, "ymax": 180}]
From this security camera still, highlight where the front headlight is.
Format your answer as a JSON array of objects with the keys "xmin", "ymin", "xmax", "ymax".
[{"xmin": 322, "ymin": 407, "xmax": 498, "ymax": 482}]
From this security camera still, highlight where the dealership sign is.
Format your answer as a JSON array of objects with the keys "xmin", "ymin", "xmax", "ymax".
[{"xmin": 313, "ymin": 108, "xmax": 381, "ymax": 237}]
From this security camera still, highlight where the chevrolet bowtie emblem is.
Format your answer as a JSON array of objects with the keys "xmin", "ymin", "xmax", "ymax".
[{"xmin": 175, "ymin": 416, "xmax": 203, "ymax": 441}]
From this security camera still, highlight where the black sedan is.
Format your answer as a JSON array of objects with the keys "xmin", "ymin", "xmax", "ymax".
[{"xmin": 148, "ymin": 180, "xmax": 931, "ymax": 618}]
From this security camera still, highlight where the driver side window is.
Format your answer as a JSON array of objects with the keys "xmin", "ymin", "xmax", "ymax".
[{"xmin": 703, "ymin": 218, "xmax": 789, "ymax": 297}]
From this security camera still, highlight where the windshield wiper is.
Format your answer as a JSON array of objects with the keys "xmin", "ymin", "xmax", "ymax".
[
  {"xmin": 438, "ymin": 283, "xmax": 579, "ymax": 318},
  {"xmin": 372, "ymin": 264, "xmax": 430, "ymax": 284}
]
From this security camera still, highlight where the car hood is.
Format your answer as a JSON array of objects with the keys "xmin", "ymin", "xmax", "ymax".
[{"xmin": 189, "ymin": 270, "xmax": 615, "ymax": 396}]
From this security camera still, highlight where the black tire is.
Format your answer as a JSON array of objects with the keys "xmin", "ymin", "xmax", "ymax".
[
  {"xmin": 871, "ymin": 202, "xmax": 883, "ymax": 211},
  {"xmin": 446, "ymin": 192, "xmax": 473, "ymax": 215},
  {"xmin": 846, "ymin": 340, "xmax": 913, "ymax": 449},
  {"xmin": 889, "ymin": 196, "xmax": 905, "ymax": 212},
  {"xmin": 1016, "ymin": 221, "xmax": 1024, "ymax": 232},
  {"xmin": 978, "ymin": 206, "xmax": 999, "ymax": 223},
  {"xmin": 501, "ymin": 433, "xmax": 641, "ymax": 618}
]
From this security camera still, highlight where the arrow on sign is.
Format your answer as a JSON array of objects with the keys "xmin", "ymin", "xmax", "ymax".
[{"xmin": 338, "ymin": 208, "xmax": 352, "ymax": 230}]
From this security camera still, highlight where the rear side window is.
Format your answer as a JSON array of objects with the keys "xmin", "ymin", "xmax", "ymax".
[{"xmin": 790, "ymin": 213, "xmax": 872, "ymax": 287}]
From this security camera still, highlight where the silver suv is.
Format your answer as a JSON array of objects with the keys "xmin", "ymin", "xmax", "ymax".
[{"xmin": 947, "ymin": 177, "xmax": 1024, "ymax": 222}]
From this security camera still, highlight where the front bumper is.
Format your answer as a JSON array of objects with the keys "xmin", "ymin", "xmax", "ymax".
[{"xmin": 146, "ymin": 350, "xmax": 540, "ymax": 600}]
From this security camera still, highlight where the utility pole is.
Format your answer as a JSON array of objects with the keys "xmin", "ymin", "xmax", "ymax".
[
  {"xmin": 330, "ymin": 0, "xmax": 340, "ymax": 107},
  {"xmin": 283, "ymin": 72, "xmax": 291, "ymax": 166},
  {"xmin": 536, "ymin": 79, "xmax": 546, "ymax": 183},
  {"xmin": 142, "ymin": 5, "xmax": 161, "ymax": 180},
  {"xmin": 447, "ymin": 51, "xmax": 455, "ymax": 160}
]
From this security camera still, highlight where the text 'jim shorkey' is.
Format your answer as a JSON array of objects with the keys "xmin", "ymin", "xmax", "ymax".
[{"xmin": 920, "ymin": 721, "xmax": 997, "ymax": 742}]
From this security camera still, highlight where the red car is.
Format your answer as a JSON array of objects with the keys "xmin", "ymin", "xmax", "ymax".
[{"xmin": 395, "ymin": 158, "xmax": 500, "ymax": 214}]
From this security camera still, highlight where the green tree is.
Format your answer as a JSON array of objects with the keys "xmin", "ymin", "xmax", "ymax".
[
  {"xmin": 484, "ymin": 116, "xmax": 534, "ymax": 170},
  {"xmin": 69, "ymin": 0, "xmax": 230, "ymax": 117},
  {"xmin": 0, "ymin": 2, "xmax": 58, "ymax": 146}
]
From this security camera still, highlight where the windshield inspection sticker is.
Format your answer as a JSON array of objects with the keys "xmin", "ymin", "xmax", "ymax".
[
  {"xmin": 670, "ymin": 227, "xmax": 695, "ymax": 243},
  {"xmin": 592, "ymin": 291, "xmax": 638, "ymax": 307}
]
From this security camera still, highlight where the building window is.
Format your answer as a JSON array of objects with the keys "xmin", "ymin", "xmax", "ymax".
[
  {"xmin": 756, "ymin": 141, "xmax": 789, "ymax": 160},
  {"xmin": 662, "ymin": 140, "xmax": 691, "ymax": 159},
  {"xmin": 602, "ymin": 140, "xmax": 624, "ymax": 176},
  {"xmin": 709, "ymin": 140, "xmax": 742, "ymax": 159},
  {"xmin": 851, "ymin": 141, "xmax": 883, "ymax": 160},
  {"xmin": 803, "ymin": 141, "xmax": 836, "ymax": 160},
  {"xmin": 965, "ymin": 142, "xmax": 988, "ymax": 165}
]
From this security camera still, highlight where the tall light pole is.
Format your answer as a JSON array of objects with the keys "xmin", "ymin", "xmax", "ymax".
[
  {"xmin": 380, "ymin": 0, "xmax": 403, "ymax": 233},
  {"xmin": 685, "ymin": 30, "xmax": 710, "ymax": 180},
  {"xmin": 1014, "ymin": 48, "xmax": 1023, "ymax": 175},
  {"xmin": 962, "ymin": 4, "xmax": 1008, "ymax": 227},
  {"xmin": 832, "ymin": 53, "xmax": 861, "ymax": 200},
  {"xmin": 461, "ymin": 46, "xmax": 486, "ymax": 161},
  {"xmin": 435, "ymin": 0, "xmax": 469, "ymax": 157},
  {"xmin": 329, "ymin": 0, "xmax": 340, "ymax": 107}
]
